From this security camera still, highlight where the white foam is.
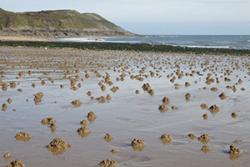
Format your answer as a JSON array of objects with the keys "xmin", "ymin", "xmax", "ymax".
[
  {"xmin": 182, "ymin": 45, "xmax": 230, "ymax": 49},
  {"xmin": 56, "ymin": 37, "xmax": 232, "ymax": 49},
  {"xmin": 56, "ymin": 37, "xmax": 105, "ymax": 42}
]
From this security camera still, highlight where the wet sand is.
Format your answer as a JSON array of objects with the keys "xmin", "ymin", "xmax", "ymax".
[
  {"xmin": 0, "ymin": 46, "xmax": 250, "ymax": 167},
  {"xmin": 0, "ymin": 36, "xmax": 49, "ymax": 42}
]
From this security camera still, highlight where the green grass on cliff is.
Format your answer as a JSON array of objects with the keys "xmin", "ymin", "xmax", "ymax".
[{"xmin": 0, "ymin": 8, "xmax": 126, "ymax": 32}]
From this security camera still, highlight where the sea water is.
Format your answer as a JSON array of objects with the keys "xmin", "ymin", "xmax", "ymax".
[{"xmin": 59, "ymin": 35, "xmax": 250, "ymax": 50}]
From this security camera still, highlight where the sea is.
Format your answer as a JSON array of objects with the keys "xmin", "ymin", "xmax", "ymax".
[{"xmin": 58, "ymin": 35, "xmax": 250, "ymax": 50}]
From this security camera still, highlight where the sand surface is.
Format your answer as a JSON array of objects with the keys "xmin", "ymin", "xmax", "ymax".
[
  {"xmin": 0, "ymin": 36, "xmax": 51, "ymax": 41},
  {"xmin": 0, "ymin": 47, "xmax": 250, "ymax": 167}
]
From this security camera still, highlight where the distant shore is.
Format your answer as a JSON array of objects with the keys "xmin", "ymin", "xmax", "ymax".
[
  {"xmin": 0, "ymin": 39, "xmax": 250, "ymax": 55},
  {"xmin": 0, "ymin": 35, "xmax": 50, "ymax": 42}
]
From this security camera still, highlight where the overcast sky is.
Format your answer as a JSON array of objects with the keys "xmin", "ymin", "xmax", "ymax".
[{"xmin": 1, "ymin": 0, "xmax": 250, "ymax": 35}]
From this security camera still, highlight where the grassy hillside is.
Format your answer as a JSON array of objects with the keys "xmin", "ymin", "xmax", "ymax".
[{"xmin": 0, "ymin": 8, "xmax": 133, "ymax": 37}]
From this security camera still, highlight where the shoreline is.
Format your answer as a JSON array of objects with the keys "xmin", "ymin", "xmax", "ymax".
[
  {"xmin": 0, "ymin": 39, "xmax": 250, "ymax": 55},
  {"xmin": 0, "ymin": 36, "xmax": 50, "ymax": 42}
]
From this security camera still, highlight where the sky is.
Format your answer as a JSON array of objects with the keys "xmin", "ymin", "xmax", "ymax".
[{"xmin": 0, "ymin": 0, "xmax": 250, "ymax": 35}]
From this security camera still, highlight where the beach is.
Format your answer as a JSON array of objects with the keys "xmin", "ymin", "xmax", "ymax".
[
  {"xmin": 0, "ymin": 36, "xmax": 50, "ymax": 42},
  {"xmin": 0, "ymin": 46, "xmax": 250, "ymax": 167}
]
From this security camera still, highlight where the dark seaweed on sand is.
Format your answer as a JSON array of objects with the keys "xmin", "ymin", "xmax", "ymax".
[{"xmin": 0, "ymin": 40, "xmax": 250, "ymax": 55}]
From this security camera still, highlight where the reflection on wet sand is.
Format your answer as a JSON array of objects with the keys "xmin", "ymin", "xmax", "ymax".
[{"xmin": 0, "ymin": 47, "xmax": 250, "ymax": 167}]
